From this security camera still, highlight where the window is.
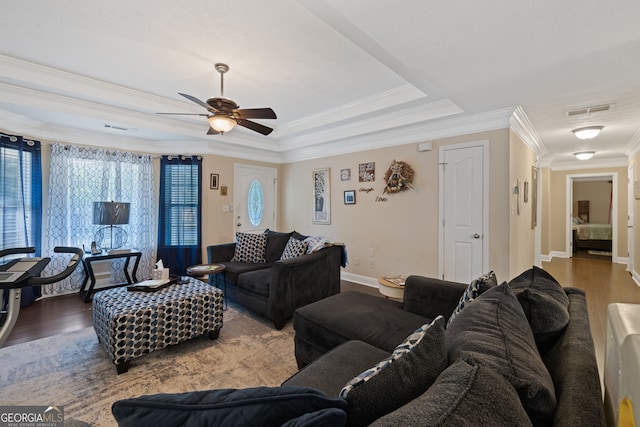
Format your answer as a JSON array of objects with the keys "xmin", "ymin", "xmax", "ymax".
[
  {"xmin": 0, "ymin": 135, "xmax": 42, "ymax": 253},
  {"xmin": 157, "ymin": 156, "xmax": 202, "ymax": 275},
  {"xmin": 247, "ymin": 179, "xmax": 264, "ymax": 226}
]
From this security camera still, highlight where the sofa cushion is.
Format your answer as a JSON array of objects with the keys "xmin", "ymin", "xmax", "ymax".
[
  {"xmin": 370, "ymin": 358, "xmax": 533, "ymax": 427},
  {"xmin": 339, "ymin": 316, "xmax": 447, "ymax": 427},
  {"xmin": 445, "ymin": 282, "xmax": 556, "ymax": 425},
  {"xmin": 281, "ymin": 408, "xmax": 347, "ymax": 427},
  {"xmin": 283, "ymin": 341, "xmax": 391, "ymax": 396},
  {"xmin": 236, "ymin": 268, "xmax": 271, "ymax": 297},
  {"xmin": 112, "ymin": 386, "xmax": 347, "ymax": 427},
  {"xmin": 221, "ymin": 261, "xmax": 272, "ymax": 286},
  {"xmin": 293, "ymin": 291, "xmax": 431, "ymax": 356},
  {"xmin": 231, "ymin": 232, "xmax": 267, "ymax": 263},
  {"xmin": 447, "ymin": 270, "xmax": 497, "ymax": 327},
  {"xmin": 265, "ymin": 230, "xmax": 294, "ymax": 262},
  {"xmin": 509, "ymin": 266, "xmax": 570, "ymax": 353},
  {"xmin": 281, "ymin": 236, "xmax": 309, "ymax": 260}
]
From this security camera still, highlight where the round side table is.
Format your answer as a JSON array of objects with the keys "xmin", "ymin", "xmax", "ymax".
[
  {"xmin": 378, "ymin": 275, "xmax": 406, "ymax": 300},
  {"xmin": 187, "ymin": 264, "xmax": 227, "ymax": 309}
]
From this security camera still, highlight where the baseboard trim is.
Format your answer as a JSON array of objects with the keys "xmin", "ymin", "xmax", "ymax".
[{"xmin": 340, "ymin": 272, "xmax": 378, "ymax": 288}]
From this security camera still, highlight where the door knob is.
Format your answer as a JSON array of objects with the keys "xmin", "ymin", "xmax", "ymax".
[
  {"xmin": 237, "ymin": 223, "xmax": 242, "ymax": 227},
  {"xmin": 472, "ymin": 233, "xmax": 481, "ymax": 239}
]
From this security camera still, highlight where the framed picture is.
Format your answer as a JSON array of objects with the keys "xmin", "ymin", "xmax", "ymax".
[
  {"xmin": 359, "ymin": 162, "xmax": 375, "ymax": 182},
  {"xmin": 344, "ymin": 190, "xmax": 356, "ymax": 205},
  {"xmin": 313, "ymin": 168, "xmax": 331, "ymax": 224},
  {"xmin": 340, "ymin": 168, "xmax": 351, "ymax": 181},
  {"xmin": 531, "ymin": 166, "xmax": 538, "ymax": 229},
  {"xmin": 220, "ymin": 185, "xmax": 228, "ymax": 196},
  {"xmin": 210, "ymin": 173, "xmax": 219, "ymax": 190}
]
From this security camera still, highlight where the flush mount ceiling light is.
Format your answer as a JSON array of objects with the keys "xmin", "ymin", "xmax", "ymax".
[
  {"xmin": 572, "ymin": 126, "xmax": 604, "ymax": 140},
  {"xmin": 574, "ymin": 151, "xmax": 595, "ymax": 160}
]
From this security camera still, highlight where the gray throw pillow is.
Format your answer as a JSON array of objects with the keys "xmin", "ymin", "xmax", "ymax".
[
  {"xmin": 230, "ymin": 231, "xmax": 267, "ymax": 263},
  {"xmin": 370, "ymin": 358, "xmax": 533, "ymax": 427},
  {"xmin": 112, "ymin": 386, "xmax": 347, "ymax": 427},
  {"xmin": 339, "ymin": 316, "xmax": 447, "ymax": 427},
  {"xmin": 509, "ymin": 266, "xmax": 570, "ymax": 353},
  {"xmin": 281, "ymin": 236, "xmax": 309, "ymax": 260},
  {"xmin": 445, "ymin": 282, "xmax": 556, "ymax": 425}
]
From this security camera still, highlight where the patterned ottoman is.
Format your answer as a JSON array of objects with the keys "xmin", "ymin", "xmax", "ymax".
[{"xmin": 92, "ymin": 277, "xmax": 223, "ymax": 374}]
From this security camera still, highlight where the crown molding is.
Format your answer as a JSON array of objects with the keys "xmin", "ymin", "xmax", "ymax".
[
  {"xmin": 510, "ymin": 106, "xmax": 547, "ymax": 156},
  {"xmin": 624, "ymin": 128, "xmax": 640, "ymax": 158},
  {"xmin": 281, "ymin": 107, "xmax": 514, "ymax": 163}
]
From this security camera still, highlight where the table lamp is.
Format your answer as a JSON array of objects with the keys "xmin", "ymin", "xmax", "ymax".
[{"xmin": 93, "ymin": 201, "xmax": 130, "ymax": 250}]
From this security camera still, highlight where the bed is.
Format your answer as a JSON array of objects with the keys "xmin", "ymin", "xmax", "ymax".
[{"xmin": 573, "ymin": 223, "xmax": 613, "ymax": 252}]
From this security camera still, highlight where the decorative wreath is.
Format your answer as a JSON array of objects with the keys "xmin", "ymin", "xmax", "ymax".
[{"xmin": 383, "ymin": 160, "xmax": 414, "ymax": 194}]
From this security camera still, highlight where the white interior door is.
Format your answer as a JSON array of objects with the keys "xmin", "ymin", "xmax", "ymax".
[
  {"xmin": 629, "ymin": 166, "xmax": 634, "ymax": 273},
  {"xmin": 234, "ymin": 164, "xmax": 277, "ymax": 233},
  {"xmin": 439, "ymin": 143, "xmax": 486, "ymax": 282}
]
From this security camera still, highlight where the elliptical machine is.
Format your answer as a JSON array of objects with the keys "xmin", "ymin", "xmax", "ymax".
[{"xmin": 0, "ymin": 246, "xmax": 83, "ymax": 347}]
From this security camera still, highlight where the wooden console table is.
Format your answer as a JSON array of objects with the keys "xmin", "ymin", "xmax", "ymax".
[{"xmin": 79, "ymin": 251, "xmax": 141, "ymax": 302}]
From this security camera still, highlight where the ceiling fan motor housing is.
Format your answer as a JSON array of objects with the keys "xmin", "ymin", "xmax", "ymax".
[{"xmin": 207, "ymin": 97, "xmax": 239, "ymax": 113}]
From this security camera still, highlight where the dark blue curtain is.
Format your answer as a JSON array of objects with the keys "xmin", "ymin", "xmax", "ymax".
[
  {"xmin": 0, "ymin": 133, "xmax": 43, "ymax": 305},
  {"xmin": 157, "ymin": 155, "xmax": 202, "ymax": 276}
]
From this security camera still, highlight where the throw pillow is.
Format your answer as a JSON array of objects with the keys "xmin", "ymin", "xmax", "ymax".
[
  {"xmin": 445, "ymin": 282, "xmax": 556, "ymax": 425},
  {"xmin": 447, "ymin": 270, "xmax": 497, "ymax": 327},
  {"xmin": 304, "ymin": 236, "xmax": 327, "ymax": 254},
  {"xmin": 509, "ymin": 266, "xmax": 570, "ymax": 353},
  {"xmin": 230, "ymin": 231, "xmax": 267, "ymax": 263},
  {"xmin": 112, "ymin": 386, "xmax": 347, "ymax": 427},
  {"xmin": 281, "ymin": 236, "xmax": 309, "ymax": 260},
  {"xmin": 264, "ymin": 229, "xmax": 294, "ymax": 262},
  {"xmin": 370, "ymin": 358, "xmax": 533, "ymax": 427},
  {"xmin": 339, "ymin": 316, "xmax": 447, "ymax": 427}
]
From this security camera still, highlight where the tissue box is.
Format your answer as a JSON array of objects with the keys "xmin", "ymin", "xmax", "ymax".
[{"xmin": 151, "ymin": 268, "xmax": 169, "ymax": 280}]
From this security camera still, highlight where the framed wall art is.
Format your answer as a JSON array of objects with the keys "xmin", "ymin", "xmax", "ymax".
[
  {"xmin": 358, "ymin": 162, "xmax": 375, "ymax": 182},
  {"xmin": 313, "ymin": 168, "xmax": 331, "ymax": 224},
  {"xmin": 340, "ymin": 168, "xmax": 351, "ymax": 181},
  {"xmin": 210, "ymin": 173, "xmax": 219, "ymax": 190},
  {"xmin": 344, "ymin": 190, "xmax": 355, "ymax": 205}
]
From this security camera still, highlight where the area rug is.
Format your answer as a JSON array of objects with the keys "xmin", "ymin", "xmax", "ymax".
[
  {"xmin": 588, "ymin": 250, "xmax": 613, "ymax": 256},
  {"xmin": 0, "ymin": 303, "xmax": 298, "ymax": 426}
]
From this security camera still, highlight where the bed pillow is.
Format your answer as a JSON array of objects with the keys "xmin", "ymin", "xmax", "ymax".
[
  {"xmin": 445, "ymin": 282, "xmax": 556, "ymax": 425},
  {"xmin": 509, "ymin": 266, "xmax": 570, "ymax": 353},
  {"xmin": 370, "ymin": 358, "xmax": 533, "ymax": 427},
  {"xmin": 281, "ymin": 236, "xmax": 309, "ymax": 260},
  {"xmin": 447, "ymin": 271, "xmax": 497, "ymax": 327},
  {"xmin": 339, "ymin": 316, "xmax": 447, "ymax": 427},
  {"xmin": 230, "ymin": 231, "xmax": 267, "ymax": 263},
  {"xmin": 112, "ymin": 386, "xmax": 347, "ymax": 427}
]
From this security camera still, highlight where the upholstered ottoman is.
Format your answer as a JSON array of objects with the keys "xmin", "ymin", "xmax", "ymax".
[{"xmin": 92, "ymin": 277, "xmax": 223, "ymax": 374}]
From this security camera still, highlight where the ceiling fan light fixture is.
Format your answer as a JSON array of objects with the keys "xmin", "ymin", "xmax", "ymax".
[
  {"xmin": 572, "ymin": 126, "xmax": 604, "ymax": 140},
  {"xmin": 574, "ymin": 151, "xmax": 595, "ymax": 160},
  {"xmin": 208, "ymin": 114, "xmax": 236, "ymax": 133}
]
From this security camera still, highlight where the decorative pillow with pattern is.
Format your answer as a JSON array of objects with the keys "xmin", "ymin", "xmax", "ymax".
[
  {"xmin": 304, "ymin": 236, "xmax": 327, "ymax": 254},
  {"xmin": 447, "ymin": 271, "xmax": 497, "ymax": 327},
  {"xmin": 281, "ymin": 237, "xmax": 309, "ymax": 260},
  {"xmin": 230, "ymin": 232, "xmax": 267, "ymax": 263},
  {"xmin": 338, "ymin": 316, "xmax": 447, "ymax": 427}
]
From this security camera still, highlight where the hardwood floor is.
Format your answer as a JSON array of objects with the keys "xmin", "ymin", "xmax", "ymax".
[{"xmin": 4, "ymin": 258, "xmax": 640, "ymax": 386}]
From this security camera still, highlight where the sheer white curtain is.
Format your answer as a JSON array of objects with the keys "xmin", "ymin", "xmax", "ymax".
[{"xmin": 42, "ymin": 143, "xmax": 156, "ymax": 296}]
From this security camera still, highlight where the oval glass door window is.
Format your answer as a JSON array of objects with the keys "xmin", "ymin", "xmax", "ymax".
[{"xmin": 247, "ymin": 179, "xmax": 264, "ymax": 226}]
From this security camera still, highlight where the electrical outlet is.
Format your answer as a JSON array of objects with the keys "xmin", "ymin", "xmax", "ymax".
[
  {"xmin": 353, "ymin": 257, "xmax": 359, "ymax": 265},
  {"xmin": 369, "ymin": 258, "xmax": 375, "ymax": 268}
]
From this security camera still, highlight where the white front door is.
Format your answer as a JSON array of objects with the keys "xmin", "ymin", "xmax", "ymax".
[
  {"xmin": 234, "ymin": 164, "xmax": 277, "ymax": 233},
  {"xmin": 439, "ymin": 142, "xmax": 486, "ymax": 283}
]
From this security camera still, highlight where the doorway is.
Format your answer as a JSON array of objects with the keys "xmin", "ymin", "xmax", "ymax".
[
  {"xmin": 234, "ymin": 164, "xmax": 277, "ymax": 233},
  {"xmin": 566, "ymin": 173, "xmax": 617, "ymax": 262},
  {"xmin": 438, "ymin": 141, "xmax": 489, "ymax": 283}
]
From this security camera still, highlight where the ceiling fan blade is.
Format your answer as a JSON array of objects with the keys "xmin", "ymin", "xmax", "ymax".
[
  {"xmin": 156, "ymin": 112, "xmax": 209, "ymax": 116},
  {"xmin": 207, "ymin": 127, "xmax": 221, "ymax": 135},
  {"xmin": 237, "ymin": 119, "xmax": 274, "ymax": 136},
  {"xmin": 178, "ymin": 93, "xmax": 216, "ymax": 111},
  {"xmin": 235, "ymin": 108, "xmax": 277, "ymax": 120}
]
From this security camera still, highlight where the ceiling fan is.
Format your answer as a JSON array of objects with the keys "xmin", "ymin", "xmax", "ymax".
[{"xmin": 157, "ymin": 63, "xmax": 277, "ymax": 136}]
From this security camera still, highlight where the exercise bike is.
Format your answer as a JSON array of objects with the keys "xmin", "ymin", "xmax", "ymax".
[{"xmin": 0, "ymin": 246, "xmax": 83, "ymax": 347}]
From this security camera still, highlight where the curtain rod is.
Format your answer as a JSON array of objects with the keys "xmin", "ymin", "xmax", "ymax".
[{"xmin": 0, "ymin": 133, "xmax": 38, "ymax": 144}]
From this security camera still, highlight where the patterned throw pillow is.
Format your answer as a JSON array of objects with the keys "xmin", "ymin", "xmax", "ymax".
[
  {"xmin": 340, "ymin": 316, "xmax": 444, "ymax": 398},
  {"xmin": 447, "ymin": 271, "xmax": 497, "ymax": 327},
  {"xmin": 280, "ymin": 237, "xmax": 309, "ymax": 260},
  {"xmin": 230, "ymin": 232, "xmax": 267, "ymax": 263}
]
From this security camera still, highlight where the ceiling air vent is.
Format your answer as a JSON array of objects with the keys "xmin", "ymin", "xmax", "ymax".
[
  {"xmin": 567, "ymin": 104, "xmax": 614, "ymax": 117},
  {"xmin": 104, "ymin": 124, "xmax": 135, "ymax": 131}
]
